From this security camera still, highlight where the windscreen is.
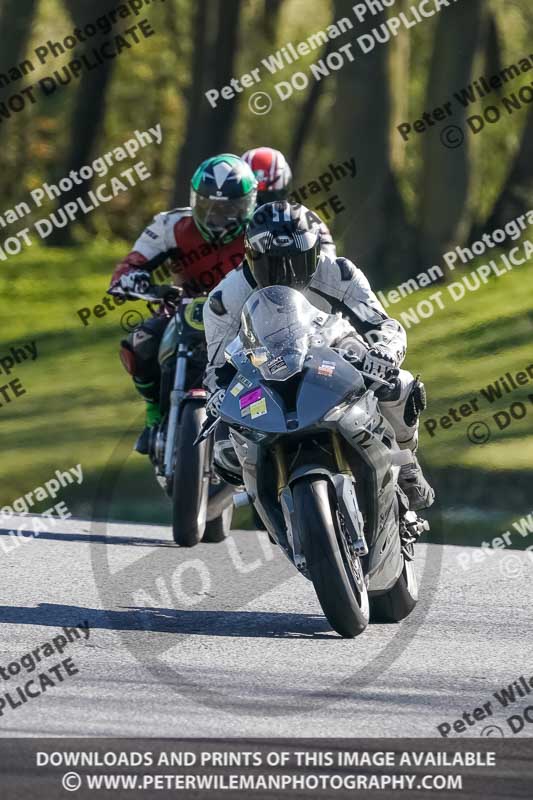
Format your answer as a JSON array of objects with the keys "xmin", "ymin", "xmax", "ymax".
[{"xmin": 240, "ymin": 286, "xmax": 318, "ymax": 380}]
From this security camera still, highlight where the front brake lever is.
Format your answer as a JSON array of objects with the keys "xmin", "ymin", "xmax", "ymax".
[{"xmin": 358, "ymin": 371, "xmax": 396, "ymax": 394}]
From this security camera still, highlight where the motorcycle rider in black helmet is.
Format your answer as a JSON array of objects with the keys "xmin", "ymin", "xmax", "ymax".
[{"xmin": 203, "ymin": 201, "xmax": 434, "ymax": 511}]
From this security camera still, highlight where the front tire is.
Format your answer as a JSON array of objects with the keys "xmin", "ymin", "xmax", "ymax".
[
  {"xmin": 171, "ymin": 403, "xmax": 208, "ymax": 546},
  {"xmin": 292, "ymin": 478, "xmax": 369, "ymax": 638}
]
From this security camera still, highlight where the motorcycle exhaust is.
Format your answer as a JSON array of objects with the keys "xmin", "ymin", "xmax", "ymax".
[{"xmin": 206, "ymin": 484, "xmax": 235, "ymax": 520}]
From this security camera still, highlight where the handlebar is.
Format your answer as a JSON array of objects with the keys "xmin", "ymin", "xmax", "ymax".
[
  {"xmin": 358, "ymin": 370, "xmax": 395, "ymax": 391},
  {"xmin": 108, "ymin": 285, "xmax": 183, "ymax": 303}
]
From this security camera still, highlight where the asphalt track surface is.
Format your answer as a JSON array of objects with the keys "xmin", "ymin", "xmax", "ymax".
[{"xmin": 0, "ymin": 515, "xmax": 532, "ymax": 738}]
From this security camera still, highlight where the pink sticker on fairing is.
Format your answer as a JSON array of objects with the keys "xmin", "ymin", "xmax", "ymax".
[{"xmin": 239, "ymin": 388, "xmax": 262, "ymax": 409}]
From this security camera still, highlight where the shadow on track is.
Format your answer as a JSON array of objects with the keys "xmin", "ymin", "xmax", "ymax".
[
  {"xmin": 0, "ymin": 527, "xmax": 173, "ymax": 548},
  {"xmin": 0, "ymin": 603, "xmax": 334, "ymax": 639}
]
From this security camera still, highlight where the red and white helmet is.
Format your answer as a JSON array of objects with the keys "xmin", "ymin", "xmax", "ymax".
[{"xmin": 241, "ymin": 147, "xmax": 292, "ymax": 205}]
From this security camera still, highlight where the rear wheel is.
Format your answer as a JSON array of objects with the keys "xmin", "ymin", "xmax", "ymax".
[
  {"xmin": 292, "ymin": 478, "xmax": 369, "ymax": 638},
  {"xmin": 171, "ymin": 403, "xmax": 208, "ymax": 546},
  {"xmin": 370, "ymin": 553, "xmax": 418, "ymax": 622}
]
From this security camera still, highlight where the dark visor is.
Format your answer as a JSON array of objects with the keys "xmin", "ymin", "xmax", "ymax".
[
  {"xmin": 257, "ymin": 189, "xmax": 287, "ymax": 204},
  {"xmin": 192, "ymin": 194, "xmax": 255, "ymax": 231},
  {"xmin": 248, "ymin": 248, "xmax": 318, "ymax": 289}
]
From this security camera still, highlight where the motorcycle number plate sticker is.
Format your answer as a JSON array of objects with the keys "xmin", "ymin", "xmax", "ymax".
[
  {"xmin": 318, "ymin": 360, "xmax": 336, "ymax": 377},
  {"xmin": 239, "ymin": 388, "xmax": 262, "ymax": 411},
  {"xmin": 230, "ymin": 382, "xmax": 244, "ymax": 397},
  {"xmin": 249, "ymin": 397, "xmax": 267, "ymax": 419}
]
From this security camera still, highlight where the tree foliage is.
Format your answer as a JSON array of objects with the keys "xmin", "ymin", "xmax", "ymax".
[{"xmin": 0, "ymin": 0, "xmax": 531, "ymax": 285}]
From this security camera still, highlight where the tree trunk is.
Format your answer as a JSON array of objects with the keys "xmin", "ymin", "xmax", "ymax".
[
  {"xmin": 483, "ymin": 106, "xmax": 533, "ymax": 232},
  {"xmin": 484, "ymin": 10, "xmax": 503, "ymax": 90},
  {"xmin": 263, "ymin": 0, "xmax": 283, "ymax": 43},
  {"xmin": 331, "ymin": 0, "xmax": 414, "ymax": 287},
  {"xmin": 202, "ymin": 0, "xmax": 243, "ymax": 155},
  {"xmin": 476, "ymin": 12, "xmax": 533, "ymax": 234},
  {"xmin": 0, "ymin": 0, "xmax": 38, "ymax": 74},
  {"xmin": 418, "ymin": 0, "xmax": 485, "ymax": 268},
  {"xmin": 0, "ymin": 0, "xmax": 39, "ymax": 157},
  {"xmin": 48, "ymin": 0, "xmax": 120, "ymax": 245},
  {"xmin": 389, "ymin": 0, "xmax": 410, "ymax": 172},
  {"xmin": 173, "ymin": 0, "xmax": 243, "ymax": 205},
  {"xmin": 172, "ymin": 0, "xmax": 212, "ymax": 206},
  {"xmin": 289, "ymin": 38, "xmax": 336, "ymax": 176}
]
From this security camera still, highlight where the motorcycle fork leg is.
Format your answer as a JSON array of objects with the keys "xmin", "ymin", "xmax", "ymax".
[
  {"xmin": 273, "ymin": 443, "xmax": 288, "ymax": 499},
  {"xmin": 330, "ymin": 432, "xmax": 368, "ymax": 558},
  {"xmin": 331, "ymin": 432, "xmax": 352, "ymax": 476},
  {"xmin": 163, "ymin": 348, "xmax": 188, "ymax": 480}
]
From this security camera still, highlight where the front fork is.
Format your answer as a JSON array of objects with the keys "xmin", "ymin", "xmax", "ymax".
[
  {"xmin": 163, "ymin": 344, "xmax": 188, "ymax": 481},
  {"xmin": 276, "ymin": 432, "xmax": 369, "ymax": 573},
  {"xmin": 273, "ymin": 432, "xmax": 351, "ymax": 498}
]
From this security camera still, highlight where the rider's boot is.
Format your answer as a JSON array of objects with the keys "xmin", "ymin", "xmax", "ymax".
[
  {"xmin": 133, "ymin": 380, "xmax": 161, "ymax": 455},
  {"xmin": 379, "ymin": 372, "xmax": 435, "ymax": 511},
  {"xmin": 398, "ymin": 453, "xmax": 435, "ymax": 511}
]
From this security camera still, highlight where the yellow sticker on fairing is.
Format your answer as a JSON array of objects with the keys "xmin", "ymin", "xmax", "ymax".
[
  {"xmin": 250, "ymin": 398, "xmax": 267, "ymax": 419},
  {"xmin": 230, "ymin": 382, "xmax": 244, "ymax": 397}
]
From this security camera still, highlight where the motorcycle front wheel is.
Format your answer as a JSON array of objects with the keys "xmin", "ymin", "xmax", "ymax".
[
  {"xmin": 171, "ymin": 402, "xmax": 209, "ymax": 546},
  {"xmin": 292, "ymin": 477, "xmax": 369, "ymax": 638}
]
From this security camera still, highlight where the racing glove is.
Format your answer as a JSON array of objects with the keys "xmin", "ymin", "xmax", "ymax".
[
  {"xmin": 110, "ymin": 269, "xmax": 152, "ymax": 297},
  {"xmin": 362, "ymin": 347, "xmax": 399, "ymax": 381}
]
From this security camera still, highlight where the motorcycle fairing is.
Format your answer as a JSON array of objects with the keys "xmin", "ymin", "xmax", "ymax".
[
  {"xmin": 335, "ymin": 399, "xmax": 403, "ymax": 591},
  {"xmin": 221, "ymin": 348, "xmax": 365, "ymax": 433}
]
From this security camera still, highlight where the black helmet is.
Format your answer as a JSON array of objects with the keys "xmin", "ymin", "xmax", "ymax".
[{"xmin": 245, "ymin": 201, "xmax": 321, "ymax": 289}]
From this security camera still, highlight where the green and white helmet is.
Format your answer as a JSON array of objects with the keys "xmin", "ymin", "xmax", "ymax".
[{"xmin": 190, "ymin": 154, "xmax": 258, "ymax": 243}]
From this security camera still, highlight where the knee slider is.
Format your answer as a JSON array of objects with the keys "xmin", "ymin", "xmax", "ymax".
[
  {"xmin": 119, "ymin": 340, "xmax": 136, "ymax": 375},
  {"xmin": 404, "ymin": 378, "xmax": 427, "ymax": 427}
]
